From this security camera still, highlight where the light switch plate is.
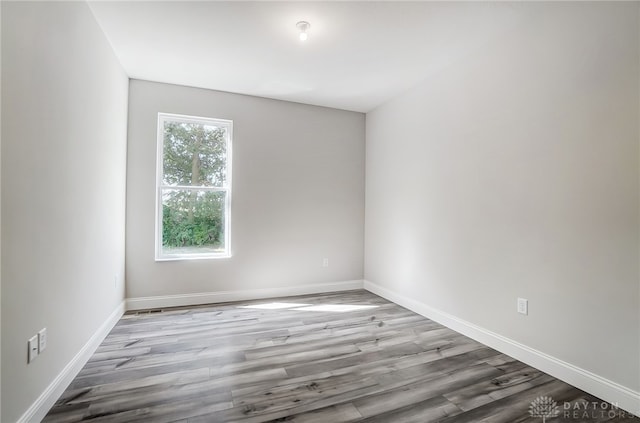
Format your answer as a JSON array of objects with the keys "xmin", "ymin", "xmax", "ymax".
[{"xmin": 28, "ymin": 335, "xmax": 39, "ymax": 363}]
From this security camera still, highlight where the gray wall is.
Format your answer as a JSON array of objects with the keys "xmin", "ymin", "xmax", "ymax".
[
  {"xmin": 126, "ymin": 80, "xmax": 364, "ymax": 299},
  {"xmin": 365, "ymin": 2, "xmax": 640, "ymax": 393},
  {"xmin": 1, "ymin": 2, "xmax": 128, "ymax": 422}
]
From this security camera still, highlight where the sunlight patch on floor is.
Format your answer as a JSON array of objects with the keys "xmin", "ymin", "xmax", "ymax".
[
  {"xmin": 239, "ymin": 302, "xmax": 311, "ymax": 310},
  {"xmin": 238, "ymin": 302, "xmax": 379, "ymax": 313},
  {"xmin": 291, "ymin": 304, "xmax": 379, "ymax": 313}
]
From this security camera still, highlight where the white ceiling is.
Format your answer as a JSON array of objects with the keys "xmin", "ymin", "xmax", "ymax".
[{"xmin": 88, "ymin": 1, "xmax": 526, "ymax": 112}]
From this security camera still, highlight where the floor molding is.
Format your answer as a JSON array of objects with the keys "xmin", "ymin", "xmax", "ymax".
[
  {"xmin": 125, "ymin": 280, "xmax": 364, "ymax": 311},
  {"xmin": 363, "ymin": 279, "xmax": 640, "ymax": 417},
  {"xmin": 17, "ymin": 301, "xmax": 126, "ymax": 423}
]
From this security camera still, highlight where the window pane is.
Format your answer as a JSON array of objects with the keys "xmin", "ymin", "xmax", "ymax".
[
  {"xmin": 163, "ymin": 121, "xmax": 227, "ymax": 187},
  {"xmin": 161, "ymin": 189, "xmax": 226, "ymax": 256}
]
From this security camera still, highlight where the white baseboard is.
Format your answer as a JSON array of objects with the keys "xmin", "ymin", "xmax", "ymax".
[
  {"xmin": 18, "ymin": 301, "xmax": 126, "ymax": 423},
  {"xmin": 363, "ymin": 280, "xmax": 640, "ymax": 417},
  {"xmin": 126, "ymin": 280, "xmax": 364, "ymax": 311}
]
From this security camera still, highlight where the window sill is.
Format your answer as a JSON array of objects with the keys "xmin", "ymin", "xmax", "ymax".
[{"xmin": 155, "ymin": 254, "xmax": 232, "ymax": 262}]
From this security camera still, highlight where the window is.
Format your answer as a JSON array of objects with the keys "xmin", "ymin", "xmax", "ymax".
[{"xmin": 156, "ymin": 113, "xmax": 232, "ymax": 260}]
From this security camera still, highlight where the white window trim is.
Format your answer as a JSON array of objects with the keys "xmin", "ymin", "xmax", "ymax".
[{"xmin": 155, "ymin": 112, "xmax": 233, "ymax": 261}]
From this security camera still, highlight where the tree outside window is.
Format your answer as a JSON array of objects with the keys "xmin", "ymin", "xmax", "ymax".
[{"xmin": 156, "ymin": 113, "xmax": 232, "ymax": 260}]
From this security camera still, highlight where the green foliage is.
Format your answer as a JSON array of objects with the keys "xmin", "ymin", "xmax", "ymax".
[
  {"xmin": 161, "ymin": 121, "xmax": 227, "ymax": 249},
  {"xmin": 163, "ymin": 122, "xmax": 227, "ymax": 186},
  {"xmin": 162, "ymin": 192, "xmax": 224, "ymax": 248}
]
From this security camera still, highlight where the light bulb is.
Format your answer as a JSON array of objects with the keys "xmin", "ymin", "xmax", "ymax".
[{"xmin": 296, "ymin": 21, "xmax": 310, "ymax": 42}]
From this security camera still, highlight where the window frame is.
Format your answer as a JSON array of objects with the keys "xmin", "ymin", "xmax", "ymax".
[{"xmin": 155, "ymin": 112, "xmax": 233, "ymax": 261}]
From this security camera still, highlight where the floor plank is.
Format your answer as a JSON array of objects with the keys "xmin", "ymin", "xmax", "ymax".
[{"xmin": 43, "ymin": 290, "xmax": 631, "ymax": 422}]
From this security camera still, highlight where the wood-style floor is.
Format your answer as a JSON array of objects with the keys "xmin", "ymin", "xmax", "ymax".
[{"xmin": 44, "ymin": 290, "xmax": 633, "ymax": 422}]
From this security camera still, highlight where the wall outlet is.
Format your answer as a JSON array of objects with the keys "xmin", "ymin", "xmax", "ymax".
[
  {"xmin": 28, "ymin": 335, "xmax": 39, "ymax": 363},
  {"xmin": 322, "ymin": 258, "xmax": 329, "ymax": 267},
  {"xmin": 38, "ymin": 328, "xmax": 48, "ymax": 353},
  {"xmin": 517, "ymin": 298, "xmax": 528, "ymax": 315}
]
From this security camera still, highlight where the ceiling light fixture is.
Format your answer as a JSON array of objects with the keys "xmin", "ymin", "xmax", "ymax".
[{"xmin": 296, "ymin": 21, "xmax": 310, "ymax": 41}]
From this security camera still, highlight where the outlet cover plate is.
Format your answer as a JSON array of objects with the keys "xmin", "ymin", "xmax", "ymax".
[
  {"xmin": 517, "ymin": 298, "xmax": 528, "ymax": 315},
  {"xmin": 38, "ymin": 328, "xmax": 47, "ymax": 353}
]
